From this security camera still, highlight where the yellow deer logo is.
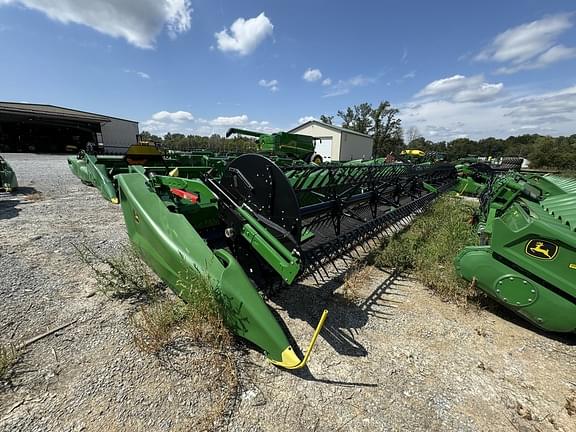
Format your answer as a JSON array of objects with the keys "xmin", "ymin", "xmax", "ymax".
[
  {"xmin": 530, "ymin": 242, "xmax": 551, "ymax": 258},
  {"xmin": 526, "ymin": 239, "xmax": 558, "ymax": 260}
]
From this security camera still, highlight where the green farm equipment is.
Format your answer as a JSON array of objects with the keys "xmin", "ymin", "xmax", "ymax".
[
  {"xmin": 455, "ymin": 172, "xmax": 576, "ymax": 333},
  {"xmin": 454, "ymin": 162, "xmax": 493, "ymax": 196},
  {"xmin": 0, "ymin": 155, "xmax": 18, "ymax": 191},
  {"xmin": 117, "ymin": 154, "xmax": 457, "ymax": 368},
  {"xmin": 68, "ymin": 135, "xmax": 318, "ymax": 203},
  {"xmin": 225, "ymin": 128, "xmax": 317, "ymax": 162},
  {"xmin": 67, "ymin": 145, "xmax": 235, "ymax": 203}
]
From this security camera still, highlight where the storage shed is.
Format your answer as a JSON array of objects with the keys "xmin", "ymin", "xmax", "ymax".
[
  {"xmin": 0, "ymin": 102, "xmax": 139, "ymax": 153},
  {"xmin": 289, "ymin": 120, "xmax": 373, "ymax": 162}
]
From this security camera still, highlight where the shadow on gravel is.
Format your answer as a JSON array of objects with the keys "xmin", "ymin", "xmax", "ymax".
[
  {"xmin": 273, "ymin": 272, "xmax": 406, "ymax": 363},
  {"xmin": 0, "ymin": 197, "xmax": 22, "ymax": 219},
  {"xmin": 0, "ymin": 187, "xmax": 42, "ymax": 220},
  {"xmin": 292, "ymin": 367, "xmax": 379, "ymax": 387}
]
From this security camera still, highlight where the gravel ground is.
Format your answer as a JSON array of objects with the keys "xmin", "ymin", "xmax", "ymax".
[{"xmin": 1, "ymin": 153, "xmax": 575, "ymax": 431}]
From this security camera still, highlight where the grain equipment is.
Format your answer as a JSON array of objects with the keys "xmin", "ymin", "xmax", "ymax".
[
  {"xmin": 0, "ymin": 155, "xmax": 18, "ymax": 191},
  {"xmin": 67, "ymin": 145, "xmax": 234, "ymax": 203},
  {"xmin": 455, "ymin": 172, "xmax": 576, "ymax": 332},
  {"xmin": 117, "ymin": 154, "xmax": 457, "ymax": 368},
  {"xmin": 225, "ymin": 128, "xmax": 318, "ymax": 162},
  {"xmin": 454, "ymin": 162, "xmax": 493, "ymax": 196}
]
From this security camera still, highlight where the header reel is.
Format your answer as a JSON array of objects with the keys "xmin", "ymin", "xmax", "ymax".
[{"xmin": 209, "ymin": 154, "xmax": 457, "ymax": 291}]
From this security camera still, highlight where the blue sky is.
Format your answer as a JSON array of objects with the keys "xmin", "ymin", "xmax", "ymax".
[{"xmin": 1, "ymin": 0, "xmax": 575, "ymax": 141}]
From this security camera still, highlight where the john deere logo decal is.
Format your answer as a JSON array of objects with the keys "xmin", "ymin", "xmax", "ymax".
[{"xmin": 525, "ymin": 239, "xmax": 558, "ymax": 260}]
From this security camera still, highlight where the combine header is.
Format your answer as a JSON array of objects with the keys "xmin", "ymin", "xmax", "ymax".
[
  {"xmin": 117, "ymin": 154, "xmax": 456, "ymax": 368},
  {"xmin": 67, "ymin": 145, "xmax": 235, "ymax": 203},
  {"xmin": 456, "ymin": 172, "xmax": 576, "ymax": 333},
  {"xmin": 0, "ymin": 155, "xmax": 18, "ymax": 191},
  {"xmin": 226, "ymin": 128, "xmax": 319, "ymax": 163}
]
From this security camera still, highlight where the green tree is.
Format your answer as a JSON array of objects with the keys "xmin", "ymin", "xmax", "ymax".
[
  {"xmin": 370, "ymin": 101, "xmax": 403, "ymax": 156},
  {"xmin": 328, "ymin": 101, "xmax": 404, "ymax": 157}
]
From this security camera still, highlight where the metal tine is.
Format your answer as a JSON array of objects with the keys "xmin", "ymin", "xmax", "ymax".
[
  {"xmin": 308, "ymin": 254, "xmax": 328, "ymax": 283},
  {"xmin": 311, "ymin": 270, "xmax": 321, "ymax": 286}
]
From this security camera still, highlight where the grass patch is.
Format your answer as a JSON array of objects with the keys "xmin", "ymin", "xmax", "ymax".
[
  {"xmin": 77, "ymin": 244, "xmax": 162, "ymax": 300},
  {"xmin": 132, "ymin": 269, "xmax": 232, "ymax": 353},
  {"xmin": 0, "ymin": 343, "xmax": 19, "ymax": 380},
  {"xmin": 78, "ymin": 243, "xmax": 241, "ymax": 429},
  {"xmin": 338, "ymin": 266, "xmax": 375, "ymax": 303},
  {"xmin": 131, "ymin": 269, "xmax": 238, "ymax": 430},
  {"xmin": 77, "ymin": 244, "xmax": 232, "ymax": 351},
  {"xmin": 375, "ymin": 195, "xmax": 479, "ymax": 304},
  {"xmin": 131, "ymin": 296, "xmax": 232, "ymax": 354}
]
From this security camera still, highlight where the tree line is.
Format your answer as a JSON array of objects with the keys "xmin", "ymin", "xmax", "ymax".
[{"xmin": 141, "ymin": 100, "xmax": 576, "ymax": 171}]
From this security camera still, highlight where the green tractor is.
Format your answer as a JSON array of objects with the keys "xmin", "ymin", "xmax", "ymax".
[
  {"xmin": 225, "ymin": 128, "xmax": 320, "ymax": 163},
  {"xmin": 0, "ymin": 155, "xmax": 18, "ymax": 192}
]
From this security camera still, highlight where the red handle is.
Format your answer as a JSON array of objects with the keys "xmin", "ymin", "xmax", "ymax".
[{"xmin": 170, "ymin": 188, "xmax": 199, "ymax": 204}]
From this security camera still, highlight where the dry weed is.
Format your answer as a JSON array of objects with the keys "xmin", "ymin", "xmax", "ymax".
[
  {"xmin": 0, "ymin": 342, "xmax": 19, "ymax": 379},
  {"xmin": 340, "ymin": 266, "xmax": 375, "ymax": 302},
  {"xmin": 76, "ymin": 244, "xmax": 162, "ymax": 300}
]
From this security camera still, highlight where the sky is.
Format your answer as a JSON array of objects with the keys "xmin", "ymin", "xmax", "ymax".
[{"xmin": 0, "ymin": 0, "xmax": 575, "ymax": 141}]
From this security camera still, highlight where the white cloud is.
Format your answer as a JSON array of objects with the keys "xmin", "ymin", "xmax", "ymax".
[
  {"xmin": 497, "ymin": 44, "xmax": 576, "ymax": 74},
  {"xmin": 0, "ymin": 0, "xmax": 192, "ymax": 49},
  {"xmin": 258, "ymin": 79, "xmax": 279, "ymax": 92},
  {"xmin": 141, "ymin": 110, "xmax": 277, "ymax": 136},
  {"xmin": 323, "ymin": 74, "xmax": 378, "ymax": 97},
  {"xmin": 303, "ymin": 68, "xmax": 322, "ymax": 82},
  {"xmin": 209, "ymin": 114, "xmax": 249, "ymax": 126},
  {"xmin": 298, "ymin": 116, "xmax": 316, "ymax": 124},
  {"xmin": 401, "ymin": 48, "xmax": 408, "ymax": 63},
  {"xmin": 452, "ymin": 83, "xmax": 504, "ymax": 103},
  {"xmin": 151, "ymin": 110, "xmax": 193, "ymax": 123},
  {"xmin": 417, "ymin": 75, "xmax": 477, "ymax": 97},
  {"xmin": 416, "ymin": 74, "xmax": 503, "ymax": 103},
  {"xmin": 321, "ymin": 78, "xmax": 332, "ymax": 86},
  {"xmin": 214, "ymin": 12, "xmax": 273, "ymax": 55},
  {"xmin": 123, "ymin": 69, "xmax": 151, "ymax": 79},
  {"xmin": 504, "ymin": 85, "xmax": 576, "ymax": 119},
  {"xmin": 476, "ymin": 13, "xmax": 575, "ymax": 73},
  {"xmin": 401, "ymin": 84, "xmax": 576, "ymax": 141}
]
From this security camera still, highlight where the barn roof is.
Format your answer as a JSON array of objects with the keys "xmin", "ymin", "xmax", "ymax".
[
  {"xmin": 289, "ymin": 120, "xmax": 372, "ymax": 138},
  {"xmin": 0, "ymin": 102, "xmax": 136, "ymax": 124}
]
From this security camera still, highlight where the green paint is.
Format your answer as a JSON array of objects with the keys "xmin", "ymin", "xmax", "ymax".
[{"xmin": 0, "ymin": 156, "xmax": 18, "ymax": 191}]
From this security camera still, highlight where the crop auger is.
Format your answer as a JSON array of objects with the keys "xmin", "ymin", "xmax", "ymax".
[
  {"xmin": 455, "ymin": 171, "xmax": 576, "ymax": 333},
  {"xmin": 116, "ymin": 153, "xmax": 457, "ymax": 368}
]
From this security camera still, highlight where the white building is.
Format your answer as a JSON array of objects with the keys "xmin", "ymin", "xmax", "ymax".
[{"xmin": 289, "ymin": 120, "xmax": 373, "ymax": 162}]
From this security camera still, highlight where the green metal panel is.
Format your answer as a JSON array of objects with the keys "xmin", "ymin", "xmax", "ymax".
[
  {"xmin": 116, "ymin": 172, "xmax": 296, "ymax": 363},
  {"xmin": 456, "ymin": 172, "xmax": 576, "ymax": 333},
  {"xmin": 0, "ymin": 156, "xmax": 18, "ymax": 191},
  {"xmin": 456, "ymin": 246, "xmax": 576, "ymax": 332},
  {"xmin": 68, "ymin": 151, "xmax": 234, "ymax": 203},
  {"xmin": 541, "ymin": 193, "xmax": 576, "ymax": 232}
]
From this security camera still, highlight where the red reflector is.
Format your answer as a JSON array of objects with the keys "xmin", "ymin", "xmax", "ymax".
[{"xmin": 170, "ymin": 188, "xmax": 199, "ymax": 203}]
